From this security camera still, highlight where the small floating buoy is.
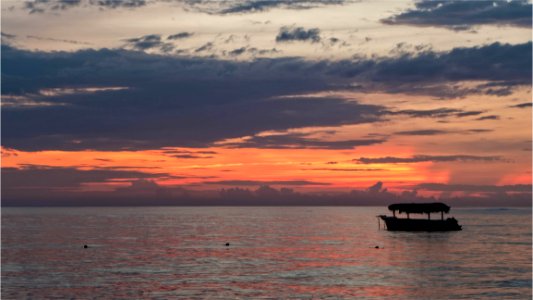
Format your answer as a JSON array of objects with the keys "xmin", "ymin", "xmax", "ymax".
[
  {"xmin": 83, "ymin": 245, "xmax": 88, "ymax": 249},
  {"xmin": 225, "ymin": 242, "xmax": 230, "ymax": 247}
]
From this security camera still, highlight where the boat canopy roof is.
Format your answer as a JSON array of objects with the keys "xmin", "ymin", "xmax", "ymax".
[{"xmin": 388, "ymin": 203, "xmax": 451, "ymax": 214}]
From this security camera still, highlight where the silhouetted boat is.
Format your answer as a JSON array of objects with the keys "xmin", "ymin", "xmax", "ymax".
[{"xmin": 378, "ymin": 203, "xmax": 462, "ymax": 231}]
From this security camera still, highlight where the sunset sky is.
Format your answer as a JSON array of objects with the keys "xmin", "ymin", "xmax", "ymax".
[{"xmin": 2, "ymin": 0, "xmax": 532, "ymax": 205}]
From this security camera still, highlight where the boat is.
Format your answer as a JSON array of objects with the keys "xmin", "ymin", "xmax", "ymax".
[{"xmin": 378, "ymin": 202, "xmax": 462, "ymax": 231}]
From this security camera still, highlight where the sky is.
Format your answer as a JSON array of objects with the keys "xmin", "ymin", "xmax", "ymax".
[{"xmin": 1, "ymin": 0, "xmax": 532, "ymax": 206}]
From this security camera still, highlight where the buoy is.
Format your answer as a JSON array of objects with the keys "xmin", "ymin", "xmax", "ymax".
[
  {"xmin": 83, "ymin": 245, "xmax": 88, "ymax": 249},
  {"xmin": 225, "ymin": 242, "xmax": 230, "ymax": 247}
]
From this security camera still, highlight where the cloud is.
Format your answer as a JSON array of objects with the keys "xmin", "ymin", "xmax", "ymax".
[
  {"xmin": 203, "ymin": 180, "xmax": 330, "ymax": 186},
  {"xmin": 218, "ymin": 131, "xmax": 384, "ymax": 150},
  {"xmin": 367, "ymin": 42, "xmax": 532, "ymax": 86},
  {"xmin": 276, "ymin": 26, "xmax": 321, "ymax": 43},
  {"xmin": 2, "ymin": 42, "xmax": 530, "ymax": 151},
  {"xmin": 22, "ymin": 0, "xmax": 346, "ymax": 14},
  {"xmin": 1, "ymin": 32, "xmax": 16, "ymax": 39},
  {"xmin": 167, "ymin": 32, "xmax": 193, "ymax": 40},
  {"xmin": 2, "ymin": 42, "xmax": 386, "ymax": 150},
  {"xmin": 456, "ymin": 111, "xmax": 484, "ymax": 117},
  {"xmin": 305, "ymin": 168, "xmax": 386, "ymax": 172},
  {"xmin": 24, "ymin": 0, "xmax": 81, "ymax": 13},
  {"xmin": 366, "ymin": 128, "xmax": 493, "ymax": 136},
  {"xmin": 161, "ymin": 149, "xmax": 216, "ymax": 159},
  {"xmin": 394, "ymin": 129, "xmax": 493, "ymax": 136},
  {"xmin": 367, "ymin": 181, "xmax": 384, "ymax": 193},
  {"xmin": 355, "ymin": 155, "xmax": 504, "ymax": 164},
  {"xmin": 3, "ymin": 174, "xmax": 530, "ymax": 206},
  {"xmin": 414, "ymin": 183, "xmax": 532, "ymax": 193},
  {"xmin": 27, "ymin": 35, "xmax": 93, "ymax": 45},
  {"xmin": 394, "ymin": 129, "xmax": 449, "ymax": 136},
  {"xmin": 23, "ymin": 0, "xmax": 146, "ymax": 13},
  {"xmin": 171, "ymin": 154, "xmax": 214, "ymax": 159},
  {"xmin": 1, "ymin": 164, "xmax": 170, "ymax": 190},
  {"xmin": 228, "ymin": 47, "xmax": 247, "ymax": 56},
  {"xmin": 162, "ymin": 149, "xmax": 217, "ymax": 157},
  {"xmin": 476, "ymin": 115, "xmax": 500, "ymax": 121},
  {"xmin": 194, "ymin": 42, "xmax": 214, "ymax": 52},
  {"xmin": 510, "ymin": 102, "xmax": 532, "ymax": 108},
  {"xmin": 96, "ymin": 0, "xmax": 146, "ymax": 9},
  {"xmin": 182, "ymin": 0, "xmax": 346, "ymax": 15},
  {"xmin": 124, "ymin": 34, "xmax": 174, "ymax": 52},
  {"xmin": 468, "ymin": 129, "xmax": 493, "ymax": 133},
  {"xmin": 382, "ymin": 0, "xmax": 532, "ymax": 31},
  {"xmin": 393, "ymin": 108, "xmax": 484, "ymax": 119},
  {"xmin": 247, "ymin": 47, "xmax": 281, "ymax": 56}
]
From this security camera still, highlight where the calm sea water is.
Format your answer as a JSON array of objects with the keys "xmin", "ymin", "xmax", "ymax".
[{"xmin": 2, "ymin": 207, "xmax": 531, "ymax": 299}]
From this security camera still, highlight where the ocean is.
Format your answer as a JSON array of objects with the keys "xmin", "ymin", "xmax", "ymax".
[{"xmin": 2, "ymin": 207, "xmax": 531, "ymax": 299}]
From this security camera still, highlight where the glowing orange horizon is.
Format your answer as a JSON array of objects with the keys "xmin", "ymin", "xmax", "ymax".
[{"xmin": 3, "ymin": 144, "xmax": 529, "ymax": 195}]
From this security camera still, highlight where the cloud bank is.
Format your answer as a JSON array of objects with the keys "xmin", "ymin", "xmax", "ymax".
[
  {"xmin": 2, "ymin": 42, "xmax": 530, "ymax": 151},
  {"xmin": 383, "ymin": 0, "xmax": 532, "ymax": 31},
  {"xmin": 355, "ymin": 155, "xmax": 504, "ymax": 164}
]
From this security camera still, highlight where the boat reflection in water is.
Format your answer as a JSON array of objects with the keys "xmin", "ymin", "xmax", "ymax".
[{"xmin": 378, "ymin": 203, "xmax": 462, "ymax": 231}]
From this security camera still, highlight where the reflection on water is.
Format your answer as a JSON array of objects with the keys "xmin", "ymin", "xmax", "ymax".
[{"xmin": 2, "ymin": 207, "xmax": 531, "ymax": 299}]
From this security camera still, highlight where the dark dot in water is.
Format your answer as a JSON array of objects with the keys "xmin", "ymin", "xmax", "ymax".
[
  {"xmin": 225, "ymin": 243, "xmax": 230, "ymax": 247},
  {"xmin": 84, "ymin": 245, "xmax": 88, "ymax": 249},
  {"xmin": 375, "ymin": 246, "xmax": 379, "ymax": 249}
]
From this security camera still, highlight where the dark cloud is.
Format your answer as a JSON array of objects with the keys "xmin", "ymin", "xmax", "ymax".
[
  {"xmin": 456, "ymin": 111, "xmax": 484, "ymax": 117},
  {"xmin": 367, "ymin": 181, "xmax": 384, "ymax": 193},
  {"xmin": 476, "ymin": 115, "xmax": 500, "ymax": 121},
  {"xmin": 306, "ymin": 168, "xmax": 385, "ymax": 172},
  {"xmin": 23, "ymin": 0, "xmax": 146, "ymax": 13},
  {"xmin": 183, "ymin": 0, "xmax": 345, "ymax": 15},
  {"xmin": 194, "ymin": 42, "xmax": 214, "ymax": 52},
  {"xmin": 162, "ymin": 149, "xmax": 217, "ymax": 154},
  {"xmin": 347, "ymin": 128, "xmax": 493, "ymax": 137},
  {"xmin": 276, "ymin": 26, "xmax": 321, "ymax": 43},
  {"xmin": 329, "ymin": 37, "xmax": 340, "ymax": 44},
  {"xmin": 467, "ymin": 129, "xmax": 493, "ymax": 133},
  {"xmin": 219, "ymin": 132, "xmax": 384, "ymax": 149},
  {"xmin": 3, "ymin": 176, "xmax": 530, "ymax": 206},
  {"xmin": 247, "ymin": 47, "xmax": 281, "ymax": 55},
  {"xmin": 171, "ymin": 154, "xmax": 213, "ymax": 159},
  {"xmin": 124, "ymin": 34, "xmax": 174, "ymax": 52},
  {"xmin": 395, "ymin": 129, "xmax": 449, "ymax": 136},
  {"xmin": 23, "ymin": 0, "xmax": 345, "ymax": 14},
  {"xmin": 355, "ymin": 155, "xmax": 504, "ymax": 164},
  {"xmin": 25, "ymin": 0, "xmax": 81, "ymax": 13},
  {"xmin": 162, "ymin": 149, "xmax": 215, "ymax": 159},
  {"xmin": 203, "ymin": 180, "xmax": 330, "ymax": 186},
  {"xmin": 510, "ymin": 102, "xmax": 532, "ymax": 108},
  {"xmin": 382, "ymin": 0, "xmax": 532, "ymax": 31},
  {"xmin": 228, "ymin": 47, "xmax": 247, "ymax": 56},
  {"xmin": 2, "ymin": 42, "xmax": 530, "ymax": 151},
  {"xmin": 1, "ymin": 164, "xmax": 170, "ymax": 190},
  {"xmin": 27, "ymin": 35, "xmax": 92, "ymax": 45},
  {"xmin": 1, "ymin": 32, "xmax": 16, "ymax": 39},
  {"xmin": 366, "ymin": 42, "xmax": 532, "ymax": 86},
  {"xmin": 393, "ymin": 108, "xmax": 484, "ymax": 119},
  {"xmin": 467, "ymin": 80, "xmax": 532, "ymax": 97},
  {"xmin": 414, "ymin": 183, "xmax": 532, "ymax": 193},
  {"xmin": 95, "ymin": 0, "xmax": 146, "ymax": 9},
  {"xmin": 167, "ymin": 32, "xmax": 193, "ymax": 40}
]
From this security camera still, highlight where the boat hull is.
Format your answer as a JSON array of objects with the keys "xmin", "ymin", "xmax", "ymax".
[{"xmin": 380, "ymin": 216, "xmax": 462, "ymax": 231}]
